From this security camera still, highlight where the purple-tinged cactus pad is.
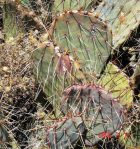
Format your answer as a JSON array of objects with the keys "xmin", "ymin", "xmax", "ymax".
[
  {"xmin": 46, "ymin": 116, "xmax": 86, "ymax": 149},
  {"xmin": 61, "ymin": 84, "xmax": 125, "ymax": 145}
]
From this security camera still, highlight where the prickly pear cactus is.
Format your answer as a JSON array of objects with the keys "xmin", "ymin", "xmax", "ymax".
[
  {"xmin": 31, "ymin": 1, "xmax": 138, "ymax": 147},
  {"xmin": 1, "ymin": 0, "xmax": 140, "ymax": 149},
  {"xmin": 52, "ymin": 0, "xmax": 97, "ymax": 13},
  {"xmin": 46, "ymin": 116, "xmax": 86, "ymax": 149},
  {"xmin": 94, "ymin": 0, "xmax": 140, "ymax": 48},
  {"xmin": 33, "ymin": 10, "xmax": 112, "ymax": 112},
  {"xmin": 61, "ymin": 84, "xmax": 124, "ymax": 145},
  {"xmin": 98, "ymin": 62, "xmax": 133, "ymax": 107},
  {"xmin": 50, "ymin": 11, "xmax": 112, "ymax": 76}
]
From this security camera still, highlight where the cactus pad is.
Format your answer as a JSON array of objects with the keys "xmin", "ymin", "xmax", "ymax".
[
  {"xmin": 52, "ymin": 0, "xmax": 97, "ymax": 13},
  {"xmin": 98, "ymin": 62, "xmax": 133, "ymax": 107},
  {"xmin": 46, "ymin": 116, "xmax": 86, "ymax": 148},
  {"xmin": 61, "ymin": 84, "xmax": 124, "ymax": 145},
  {"xmin": 95, "ymin": 0, "xmax": 140, "ymax": 48},
  {"xmin": 50, "ymin": 11, "xmax": 112, "ymax": 76}
]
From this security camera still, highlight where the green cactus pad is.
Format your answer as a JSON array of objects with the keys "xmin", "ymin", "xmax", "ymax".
[
  {"xmin": 95, "ymin": 0, "xmax": 140, "ymax": 48},
  {"xmin": 33, "ymin": 42, "xmax": 74, "ymax": 114},
  {"xmin": 50, "ymin": 11, "xmax": 112, "ymax": 76},
  {"xmin": 98, "ymin": 62, "xmax": 133, "ymax": 107},
  {"xmin": 46, "ymin": 116, "xmax": 86, "ymax": 149},
  {"xmin": 52, "ymin": 0, "xmax": 97, "ymax": 13},
  {"xmin": 61, "ymin": 84, "xmax": 124, "ymax": 146}
]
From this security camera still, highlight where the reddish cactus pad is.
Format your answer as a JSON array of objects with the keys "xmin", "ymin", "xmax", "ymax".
[{"xmin": 61, "ymin": 84, "xmax": 125, "ymax": 145}]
